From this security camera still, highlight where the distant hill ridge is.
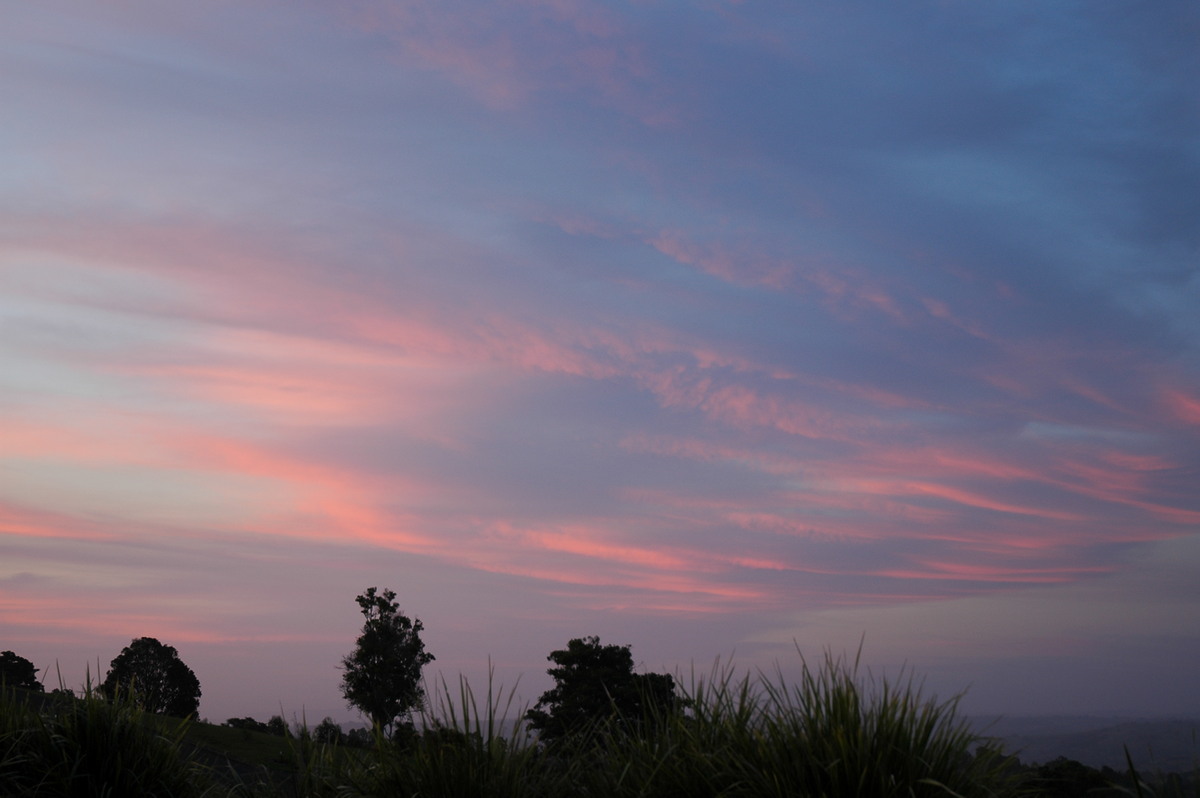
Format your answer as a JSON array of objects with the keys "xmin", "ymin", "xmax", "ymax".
[{"xmin": 969, "ymin": 715, "xmax": 1200, "ymax": 773}]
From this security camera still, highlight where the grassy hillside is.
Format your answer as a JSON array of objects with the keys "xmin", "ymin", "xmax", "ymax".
[
  {"xmin": 182, "ymin": 719, "xmax": 295, "ymax": 769},
  {"xmin": 10, "ymin": 666, "xmax": 1195, "ymax": 797},
  {"xmin": 4, "ymin": 652, "xmax": 1017, "ymax": 797}
]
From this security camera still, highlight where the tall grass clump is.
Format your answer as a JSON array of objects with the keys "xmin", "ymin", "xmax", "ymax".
[
  {"xmin": 1, "ymin": 679, "xmax": 220, "ymax": 797},
  {"xmin": 745, "ymin": 647, "xmax": 1010, "ymax": 797},
  {"xmin": 293, "ymin": 664, "xmax": 570, "ymax": 798},
  {"xmin": 564, "ymin": 647, "xmax": 1016, "ymax": 798},
  {"xmin": 392, "ymin": 668, "xmax": 563, "ymax": 798}
]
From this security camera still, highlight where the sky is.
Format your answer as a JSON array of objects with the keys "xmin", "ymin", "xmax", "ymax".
[{"xmin": 2, "ymin": 2, "xmax": 1199, "ymax": 727}]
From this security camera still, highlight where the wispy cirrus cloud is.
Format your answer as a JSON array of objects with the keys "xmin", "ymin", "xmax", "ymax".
[{"xmin": 2, "ymin": 0, "xmax": 1198, "ymax": 721}]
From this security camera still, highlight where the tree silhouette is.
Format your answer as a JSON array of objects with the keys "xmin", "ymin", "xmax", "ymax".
[
  {"xmin": 314, "ymin": 716, "xmax": 345, "ymax": 744},
  {"xmin": 101, "ymin": 637, "xmax": 201, "ymax": 717},
  {"xmin": 525, "ymin": 635, "xmax": 682, "ymax": 745},
  {"xmin": 0, "ymin": 650, "xmax": 43, "ymax": 692},
  {"xmin": 340, "ymin": 587, "xmax": 434, "ymax": 737}
]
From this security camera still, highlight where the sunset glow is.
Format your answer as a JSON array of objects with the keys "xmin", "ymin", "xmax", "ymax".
[{"xmin": 2, "ymin": 3, "xmax": 1198, "ymax": 724}]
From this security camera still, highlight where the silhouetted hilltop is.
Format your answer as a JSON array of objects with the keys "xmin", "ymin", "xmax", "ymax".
[{"xmin": 971, "ymin": 715, "xmax": 1200, "ymax": 772}]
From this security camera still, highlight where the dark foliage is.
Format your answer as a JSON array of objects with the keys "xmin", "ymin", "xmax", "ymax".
[
  {"xmin": 224, "ymin": 715, "xmax": 284, "ymax": 736},
  {"xmin": 340, "ymin": 586, "xmax": 435, "ymax": 737},
  {"xmin": 1034, "ymin": 756, "xmax": 1120, "ymax": 796},
  {"xmin": 345, "ymin": 726, "xmax": 375, "ymax": 748},
  {"xmin": 0, "ymin": 682, "xmax": 211, "ymax": 797},
  {"xmin": 101, "ymin": 636, "xmax": 201, "ymax": 718},
  {"xmin": 525, "ymin": 635, "xmax": 683, "ymax": 745},
  {"xmin": 314, "ymin": 716, "xmax": 345, "ymax": 745},
  {"xmin": 0, "ymin": 650, "xmax": 43, "ymax": 692},
  {"xmin": 266, "ymin": 714, "xmax": 290, "ymax": 737},
  {"xmin": 1015, "ymin": 755, "xmax": 1137, "ymax": 797}
]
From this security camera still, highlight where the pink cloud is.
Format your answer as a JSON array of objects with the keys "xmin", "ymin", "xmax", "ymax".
[
  {"xmin": 336, "ymin": 0, "xmax": 673, "ymax": 124},
  {"xmin": 866, "ymin": 447, "xmax": 1036, "ymax": 482},
  {"xmin": 920, "ymin": 295, "xmax": 994, "ymax": 341},
  {"xmin": 649, "ymin": 230, "xmax": 793, "ymax": 290},
  {"xmin": 505, "ymin": 524, "xmax": 693, "ymax": 571},
  {"xmin": 851, "ymin": 479, "xmax": 1087, "ymax": 522},
  {"xmin": 647, "ymin": 228, "xmax": 911, "ymax": 325},
  {"xmin": 5, "ymin": 200, "xmax": 1196, "ymax": 630},
  {"xmin": 117, "ymin": 362, "xmax": 383, "ymax": 424},
  {"xmin": 636, "ymin": 369, "xmax": 884, "ymax": 442},
  {"xmin": 162, "ymin": 432, "xmax": 441, "ymax": 551},
  {"xmin": 0, "ymin": 501, "xmax": 119, "ymax": 542},
  {"xmin": 6, "ymin": 209, "xmax": 814, "ymax": 423},
  {"xmin": 463, "ymin": 555, "xmax": 766, "ymax": 605},
  {"xmin": 877, "ymin": 559, "xmax": 1113, "ymax": 584},
  {"xmin": 0, "ymin": 418, "xmax": 146, "ymax": 465},
  {"xmin": 0, "ymin": 586, "xmax": 334, "ymax": 646},
  {"xmin": 1162, "ymin": 387, "xmax": 1200, "ymax": 425},
  {"xmin": 800, "ymin": 261, "xmax": 908, "ymax": 322}
]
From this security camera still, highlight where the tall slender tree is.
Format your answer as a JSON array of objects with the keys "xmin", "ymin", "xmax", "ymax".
[{"xmin": 340, "ymin": 587, "xmax": 434, "ymax": 737}]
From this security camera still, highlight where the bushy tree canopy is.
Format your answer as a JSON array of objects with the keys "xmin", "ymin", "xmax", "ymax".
[
  {"xmin": 0, "ymin": 650, "xmax": 43, "ymax": 692},
  {"xmin": 224, "ymin": 716, "xmax": 275, "ymax": 734},
  {"xmin": 314, "ymin": 716, "xmax": 345, "ymax": 745},
  {"xmin": 525, "ymin": 636, "xmax": 682, "ymax": 745},
  {"xmin": 101, "ymin": 637, "xmax": 201, "ymax": 718},
  {"xmin": 341, "ymin": 587, "xmax": 434, "ymax": 736}
]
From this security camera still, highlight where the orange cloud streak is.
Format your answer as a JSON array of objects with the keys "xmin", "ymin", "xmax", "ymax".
[
  {"xmin": 164, "ymin": 432, "xmax": 440, "ymax": 551},
  {"xmin": 877, "ymin": 559, "xmax": 1113, "ymax": 583},
  {"xmin": 0, "ymin": 502, "xmax": 118, "ymax": 542}
]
